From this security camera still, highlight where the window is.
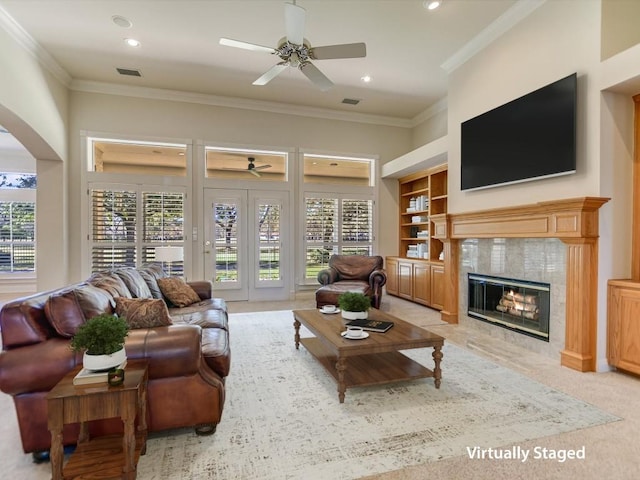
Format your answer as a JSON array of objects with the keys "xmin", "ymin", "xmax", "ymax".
[
  {"xmin": 205, "ymin": 147, "xmax": 287, "ymax": 182},
  {"xmin": 89, "ymin": 139, "xmax": 187, "ymax": 177},
  {"xmin": 0, "ymin": 171, "xmax": 36, "ymax": 274},
  {"xmin": 304, "ymin": 196, "xmax": 373, "ymax": 280},
  {"xmin": 90, "ymin": 187, "xmax": 185, "ymax": 274},
  {"xmin": 303, "ymin": 154, "xmax": 372, "ymax": 186},
  {"xmin": 0, "ymin": 201, "xmax": 35, "ymax": 272}
]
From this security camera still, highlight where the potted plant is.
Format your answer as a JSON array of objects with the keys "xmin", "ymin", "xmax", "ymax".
[
  {"xmin": 70, "ymin": 313, "xmax": 129, "ymax": 371},
  {"xmin": 338, "ymin": 292, "xmax": 371, "ymax": 320}
]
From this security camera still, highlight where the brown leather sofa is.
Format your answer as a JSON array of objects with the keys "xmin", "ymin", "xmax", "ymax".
[
  {"xmin": 316, "ymin": 255, "xmax": 387, "ymax": 309},
  {"xmin": 0, "ymin": 264, "xmax": 230, "ymax": 458}
]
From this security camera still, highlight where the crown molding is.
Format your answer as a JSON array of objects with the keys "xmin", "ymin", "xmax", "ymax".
[
  {"xmin": 441, "ymin": 0, "xmax": 547, "ymax": 74},
  {"xmin": 0, "ymin": 5, "xmax": 71, "ymax": 86},
  {"xmin": 411, "ymin": 97, "xmax": 448, "ymax": 127},
  {"xmin": 70, "ymin": 80, "xmax": 414, "ymax": 129}
]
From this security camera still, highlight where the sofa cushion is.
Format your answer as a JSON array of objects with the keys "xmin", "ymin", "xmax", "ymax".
[
  {"xmin": 171, "ymin": 308, "xmax": 228, "ymax": 330},
  {"xmin": 44, "ymin": 289, "xmax": 86, "ymax": 338},
  {"xmin": 114, "ymin": 268, "xmax": 153, "ymax": 299},
  {"xmin": 138, "ymin": 264, "xmax": 168, "ymax": 299},
  {"xmin": 73, "ymin": 283, "xmax": 114, "ymax": 318},
  {"xmin": 157, "ymin": 277, "xmax": 201, "ymax": 307},
  {"xmin": 88, "ymin": 272, "xmax": 132, "ymax": 299},
  {"xmin": 115, "ymin": 297, "xmax": 172, "ymax": 329}
]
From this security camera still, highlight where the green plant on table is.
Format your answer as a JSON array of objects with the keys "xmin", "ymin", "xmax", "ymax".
[
  {"xmin": 70, "ymin": 313, "xmax": 129, "ymax": 355},
  {"xmin": 338, "ymin": 292, "xmax": 371, "ymax": 312}
]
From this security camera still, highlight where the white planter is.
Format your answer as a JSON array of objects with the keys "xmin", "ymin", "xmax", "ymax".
[
  {"xmin": 341, "ymin": 310, "xmax": 368, "ymax": 321},
  {"xmin": 83, "ymin": 347, "xmax": 126, "ymax": 371}
]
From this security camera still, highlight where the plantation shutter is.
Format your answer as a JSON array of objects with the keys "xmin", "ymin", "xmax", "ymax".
[
  {"xmin": 90, "ymin": 188, "xmax": 185, "ymax": 273},
  {"xmin": 90, "ymin": 189, "xmax": 137, "ymax": 271},
  {"xmin": 0, "ymin": 201, "xmax": 35, "ymax": 272},
  {"xmin": 342, "ymin": 199, "xmax": 372, "ymax": 243}
]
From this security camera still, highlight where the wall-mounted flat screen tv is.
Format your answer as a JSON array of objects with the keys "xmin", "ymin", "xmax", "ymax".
[{"xmin": 461, "ymin": 73, "xmax": 577, "ymax": 191}]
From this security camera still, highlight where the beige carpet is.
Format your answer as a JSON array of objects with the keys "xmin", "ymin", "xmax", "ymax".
[{"xmin": 0, "ymin": 310, "xmax": 622, "ymax": 479}]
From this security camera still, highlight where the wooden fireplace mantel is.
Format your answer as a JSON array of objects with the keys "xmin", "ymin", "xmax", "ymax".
[{"xmin": 432, "ymin": 196, "xmax": 610, "ymax": 372}]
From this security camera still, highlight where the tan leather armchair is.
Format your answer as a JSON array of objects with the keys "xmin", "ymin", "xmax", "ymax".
[{"xmin": 316, "ymin": 255, "xmax": 386, "ymax": 309}]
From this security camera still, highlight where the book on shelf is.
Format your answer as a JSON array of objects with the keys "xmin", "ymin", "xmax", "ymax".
[
  {"xmin": 344, "ymin": 319, "xmax": 394, "ymax": 333},
  {"xmin": 73, "ymin": 359, "xmax": 127, "ymax": 386}
]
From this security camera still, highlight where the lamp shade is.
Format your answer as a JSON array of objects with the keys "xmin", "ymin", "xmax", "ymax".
[{"xmin": 155, "ymin": 246, "xmax": 184, "ymax": 263}]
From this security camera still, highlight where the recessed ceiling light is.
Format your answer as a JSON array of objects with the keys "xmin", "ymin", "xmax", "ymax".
[
  {"xmin": 112, "ymin": 15, "xmax": 132, "ymax": 28},
  {"xmin": 361, "ymin": 75, "xmax": 372, "ymax": 83},
  {"xmin": 124, "ymin": 38, "xmax": 141, "ymax": 47},
  {"xmin": 423, "ymin": 1, "xmax": 441, "ymax": 10}
]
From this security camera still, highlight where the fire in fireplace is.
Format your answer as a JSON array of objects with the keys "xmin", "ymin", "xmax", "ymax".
[{"xmin": 467, "ymin": 273, "xmax": 550, "ymax": 341}]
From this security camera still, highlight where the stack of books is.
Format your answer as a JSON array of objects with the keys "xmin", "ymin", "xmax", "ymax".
[{"xmin": 73, "ymin": 359, "xmax": 127, "ymax": 385}]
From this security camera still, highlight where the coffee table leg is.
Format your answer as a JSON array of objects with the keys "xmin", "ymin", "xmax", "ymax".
[
  {"xmin": 335, "ymin": 356, "xmax": 347, "ymax": 403},
  {"xmin": 293, "ymin": 319, "xmax": 301, "ymax": 349},
  {"xmin": 432, "ymin": 345, "xmax": 443, "ymax": 389}
]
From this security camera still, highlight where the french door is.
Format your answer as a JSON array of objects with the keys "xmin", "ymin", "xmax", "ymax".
[{"xmin": 204, "ymin": 188, "xmax": 289, "ymax": 301}]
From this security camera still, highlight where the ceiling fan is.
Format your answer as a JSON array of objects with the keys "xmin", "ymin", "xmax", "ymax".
[
  {"xmin": 223, "ymin": 157, "xmax": 272, "ymax": 177},
  {"xmin": 219, "ymin": 1, "xmax": 366, "ymax": 91}
]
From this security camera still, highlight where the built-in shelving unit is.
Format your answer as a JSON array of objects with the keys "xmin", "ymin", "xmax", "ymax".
[{"xmin": 386, "ymin": 163, "xmax": 447, "ymax": 310}]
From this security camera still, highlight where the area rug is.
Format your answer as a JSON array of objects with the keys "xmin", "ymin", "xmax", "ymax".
[{"xmin": 133, "ymin": 310, "xmax": 618, "ymax": 480}]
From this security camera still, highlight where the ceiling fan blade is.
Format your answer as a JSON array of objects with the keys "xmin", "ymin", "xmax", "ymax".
[
  {"xmin": 253, "ymin": 63, "xmax": 289, "ymax": 86},
  {"xmin": 249, "ymin": 169, "xmax": 261, "ymax": 178},
  {"xmin": 310, "ymin": 42, "xmax": 367, "ymax": 60},
  {"xmin": 284, "ymin": 2, "xmax": 306, "ymax": 45},
  {"xmin": 300, "ymin": 62, "xmax": 333, "ymax": 91},
  {"xmin": 219, "ymin": 38, "xmax": 276, "ymax": 54},
  {"xmin": 254, "ymin": 164, "xmax": 272, "ymax": 170}
]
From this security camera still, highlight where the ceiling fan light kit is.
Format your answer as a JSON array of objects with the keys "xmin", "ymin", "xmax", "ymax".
[{"xmin": 219, "ymin": 1, "xmax": 367, "ymax": 92}]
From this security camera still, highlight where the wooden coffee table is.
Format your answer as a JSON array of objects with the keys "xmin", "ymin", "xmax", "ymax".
[{"xmin": 292, "ymin": 309, "xmax": 444, "ymax": 403}]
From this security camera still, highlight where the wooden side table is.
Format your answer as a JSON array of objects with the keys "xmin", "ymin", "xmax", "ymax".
[{"xmin": 46, "ymin": 359, "xmax": 149, "ymax": 480}]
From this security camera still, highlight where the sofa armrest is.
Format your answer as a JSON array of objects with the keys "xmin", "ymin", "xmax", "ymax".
[
  {"xmin": 369, "ymin": 269, "xmax": 387, "ymax": 289},
  {"xmin": 187, "ymin": 280, "xmax": 212, "ymax": 300},
  {"xmin": 0, "ymin": 338, "xmax": 78, "ymax": 395},
  {"xmin": 317, "ymin": 267, "xmax": 339, "ymax": 285}
]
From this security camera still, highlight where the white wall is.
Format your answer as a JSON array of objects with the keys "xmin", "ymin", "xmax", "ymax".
[
  {"xmin": 0, "ymin": 15, "xmax": 69, "ymax": 291},
  {"xmin": 68, "ymin": 90, "xmax": 412, "ymax": 282}
]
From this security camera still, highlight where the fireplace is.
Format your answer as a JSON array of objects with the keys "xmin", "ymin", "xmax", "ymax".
[{"xmin": 467, "ymin": 273, "xmax": 550, "ymax": 341}]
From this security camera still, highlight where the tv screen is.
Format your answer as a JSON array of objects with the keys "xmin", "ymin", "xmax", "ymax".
[{"xmin": 461, "ymin": 73, "xmax": 577, "ymax": 191}]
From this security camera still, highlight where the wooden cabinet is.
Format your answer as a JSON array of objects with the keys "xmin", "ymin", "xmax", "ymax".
[
  {"xmin": 385, "ymin": 164, "xmax": 447, "ymax": 310},
  {"xmin": 430, "ymin": 264, "xmax": 445, "ymax": 310},
  {"xmin": 385, "ymin": 257, "xmax": 398, "ymax": 296},
  {"xmin": 607, "ymin": 279, "xmax": 640, "ymax": 375}
]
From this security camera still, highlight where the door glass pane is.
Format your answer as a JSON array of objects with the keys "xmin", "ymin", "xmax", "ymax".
[
  {"xmin": 257, "ymin": 203, "xmax": 280, "ymax": 281},
  {"xmin": 214, "ymin": 202, "xmax": 238, "ymax": 283}
]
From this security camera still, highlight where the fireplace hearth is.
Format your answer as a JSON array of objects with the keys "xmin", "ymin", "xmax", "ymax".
[{"xmin": 468, "ymin": 273, "xmax": 550, "ymax": 341}]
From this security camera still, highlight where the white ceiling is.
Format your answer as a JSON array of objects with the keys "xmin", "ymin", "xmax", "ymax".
[{"xmin": 0, "ymin": 0, "xmax": 518, "ymax": 122}]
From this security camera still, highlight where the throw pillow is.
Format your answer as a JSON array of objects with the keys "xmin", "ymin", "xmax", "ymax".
[
  {"xmin": 157, "ymin": 277, "xmax": 201, "ymax": 307},
  {"xmin": 115, "ymin": 297, "xmax": 172, "ymax": 329}
]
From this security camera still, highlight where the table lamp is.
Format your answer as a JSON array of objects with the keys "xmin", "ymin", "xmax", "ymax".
[{"xmin": 155, "ymin": 246, "xmax": 184, "ymax": 275}]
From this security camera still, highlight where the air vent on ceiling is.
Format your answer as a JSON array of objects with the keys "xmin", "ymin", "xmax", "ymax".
[
  {"xmin": 116, "ymin": 68, "xmax": 142, "ymax": 77},
  {"xmin": 341, "ymin": 98, "xmax": 360, "ymax": 105}
]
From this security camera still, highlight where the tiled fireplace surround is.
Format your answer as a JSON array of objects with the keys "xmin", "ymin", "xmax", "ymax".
[
  {"xmin": 431, "ymin": 197, "xmax": 609, "ymax": 372},
  {"xmin": 459, "ymin": 238, "xmax": 566, "ymax": 358}
]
